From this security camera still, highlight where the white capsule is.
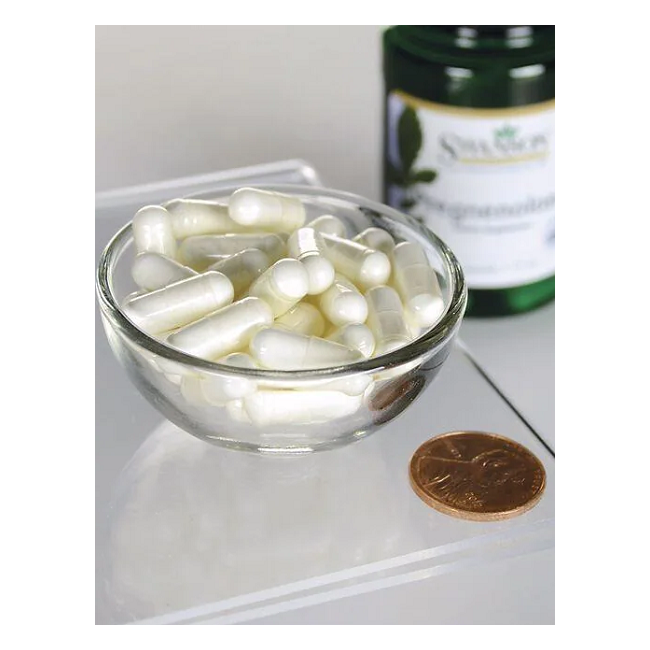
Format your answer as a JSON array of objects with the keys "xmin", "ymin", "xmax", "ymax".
[
  {"xmin": 201, "ymin": 353, "xmax": 259, "ymax": 404},
  {"xmin": 220, "ymin": 351, "xmax": 259, "ymax": 371},
  {"xmin": 127, "ymin": 331, "xmax": 164, "ymax": 374},
  {"xmin": 143, "ymin": 329, "xmax": 197, "ymax": 385},
  {"xmin": 255, "ymin": 372, "xmax": 371, "ymax": 397},
  {"xmin": 250, "ymin": 328, "xmax": 363, "ymax": 370},
  {"xmin": 179, "ymin": 233, "xmax": 285, "ymax": 270},
  {"xmin": 326, "ymin": 323, "xmax": 376, "ymax": 359},
  {"xmin": 206, "ymin": 248, "xmax": 270, "ymax": 298},
  {"xmin": 123, "ymin": 289, "xmax": 147, "ymax": 303},
  {"xmin": 180, "ymin": 375, "xmax": 211, "ymax": 406},
  {"xmin": 163, "ymin": 199, "xmax": 246, "ymax": 238},
  {"xmin": 318, "ymin": 374, "xmax": 373, "ymax": 396},
  {"xmin": 131, "ymin": 252, "xmax": 198, "ymax": 292},
  {"xmin": 287, "ymin": 228, "xmax": 335, "ymax": 295},
  {"xmin": 372, "ymin": 357, "xmax": 422, "ymax": 382},
  {"xmin": 167, "ymin": 297, "xmax": 273, "ymax": 360},
  {"xmin": 317, "ymin": 274, "xmax": 368, "ymax": 327},
  {"xmin": 353, "ymin": 227, "xmax": 396, "ymax": 256},
  {"xmin": 392, "ymin": 242, "xmax": 445, "ymax": 328},
  {"xmin": 243, "ymin": 390, "xmax": 362, "ymax": 426},
  {"xmin": 121, "ymin": 271, "xmax": 234, "ymax": 334},
  {"xmin": 321, "ymin": 234, "xmax": 391, "ymax": 290},
  {"xmin": 147, "ymin": 329, "xmax": 184, "ymax": 380},
  {"xmin": 403, "ymin": 308, "xmax": 423, "ymax": 340},
  {"xmin": 132, "ymin": 205, "xmax": 177, "ymax": 258},
  {"xmin": 229, "ymin": 187, "xmax": 306, "ymax": 232},
  {"xmin": 307, "ymin": 214, "xmax": 348, "ymax": 238},
  {"xmin": 274, "ymin": 302, "xmax": 326, "ymax": 337},
  {"xmin": 365, "ymin": 286, "xmax": 412, "ymax": 356},
  {"xmin": 226, "ymin": 398, "xmax": 252, "ymax": 423},
  {"xmin": 248, "ymin": 259, "xmax": 309, "ymax": 317}
]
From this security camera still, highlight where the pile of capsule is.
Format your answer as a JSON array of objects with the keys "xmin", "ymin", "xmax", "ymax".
[{"xmin": 121, "ymin": 188, "xmax": 444, "ymax": 425}]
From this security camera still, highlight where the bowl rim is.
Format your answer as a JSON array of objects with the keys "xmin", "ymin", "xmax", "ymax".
[{"xmin": 96, "ymin": 184, "xmax": 467, "ymax": 379}]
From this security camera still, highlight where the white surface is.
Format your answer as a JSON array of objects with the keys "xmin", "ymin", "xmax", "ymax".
[
  {"xmin": 95, "ymin": 163, "xmax": 554, "ymax": 625},
  {"xmin": 96, "ymin": 347, "xmax": 554, "ymax": 625},
  {"xmin": 243, "ymin": 548, "xmax": 555, "ymax": 625},
  {"xmin": 460, "ymin": 303, "xmax": 555, "ymax": 450},
  {"xmin": 96, "ymin": 26, "xmax": 383, "ymax": 200}
]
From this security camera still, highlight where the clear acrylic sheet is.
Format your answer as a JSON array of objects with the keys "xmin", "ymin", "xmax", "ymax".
[{"xmin": 95, "ymin": 160, "xmax": 554, "ymax": 624}]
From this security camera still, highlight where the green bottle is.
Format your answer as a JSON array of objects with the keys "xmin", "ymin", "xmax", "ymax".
[{"xmin": 382, "ymin": 26, "xmax": 555, "ymax": 316}]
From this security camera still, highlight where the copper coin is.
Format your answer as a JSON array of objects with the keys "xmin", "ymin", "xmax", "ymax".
[{"xmin": 409, "ymin": 431, "xmax": 546, "ymax": 521}]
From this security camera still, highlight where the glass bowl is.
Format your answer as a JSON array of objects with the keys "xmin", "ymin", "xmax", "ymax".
[{"xmin": 96, "ymin": 185, "xmax": 467, "ymax": 453}]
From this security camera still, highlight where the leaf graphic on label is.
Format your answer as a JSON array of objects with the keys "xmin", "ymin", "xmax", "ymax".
[
  {"xmin": 388, "ymin": 100, "xmax": 440, "ymax": 212},
  {"xmin": 386, "ymin": 162, "xmax": 406, "ymax": 186},
  {"xmin": 495, "ymin": 124, "xmax": 517, "ymax": 139},
  {"xmin": 398, "ymin": 106, "xmax": 422, "ymax": 174},
  {"xmin": 408, "ymin": 169, "xmax": 437, "ymax": 185}
]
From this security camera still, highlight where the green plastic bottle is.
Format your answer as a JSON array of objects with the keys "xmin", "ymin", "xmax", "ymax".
[{"xmin": 383, "ymin": 26, "xmax": 555, "ymax": 316}]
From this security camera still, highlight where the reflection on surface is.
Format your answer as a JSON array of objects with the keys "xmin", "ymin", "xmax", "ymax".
[{"xmin": 98, "ymin": 420, "xmax": 406, "ymax": 623}]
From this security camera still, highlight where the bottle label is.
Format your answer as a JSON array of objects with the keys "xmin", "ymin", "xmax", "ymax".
[{"xmin": 386, "ymin": 91, "xmax": 555, "ymax": 289}]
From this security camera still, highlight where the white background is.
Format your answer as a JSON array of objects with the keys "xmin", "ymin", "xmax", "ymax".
[{"xmin": 96, "ymin": 25, "xmax": 384, "ymax": 199}]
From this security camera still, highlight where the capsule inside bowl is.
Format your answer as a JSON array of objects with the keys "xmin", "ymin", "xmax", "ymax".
[{"xmin": 96, "ymin": 185, "xmax": 466, "ymax": 452}]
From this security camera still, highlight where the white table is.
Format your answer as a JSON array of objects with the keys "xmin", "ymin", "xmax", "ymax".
[{"xmin": 95, "ymin": 161, "xmax": 554, "ymax": 624}]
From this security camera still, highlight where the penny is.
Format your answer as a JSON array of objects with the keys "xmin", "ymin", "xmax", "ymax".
[{"xmin": 409, "ymin": 431, "xmax": 546, "ymax": 521}]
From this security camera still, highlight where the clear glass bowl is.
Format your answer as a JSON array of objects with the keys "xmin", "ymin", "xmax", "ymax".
[{"xmin": 96, "ymin": 185, "xmax": 467, "ymax": 453}]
